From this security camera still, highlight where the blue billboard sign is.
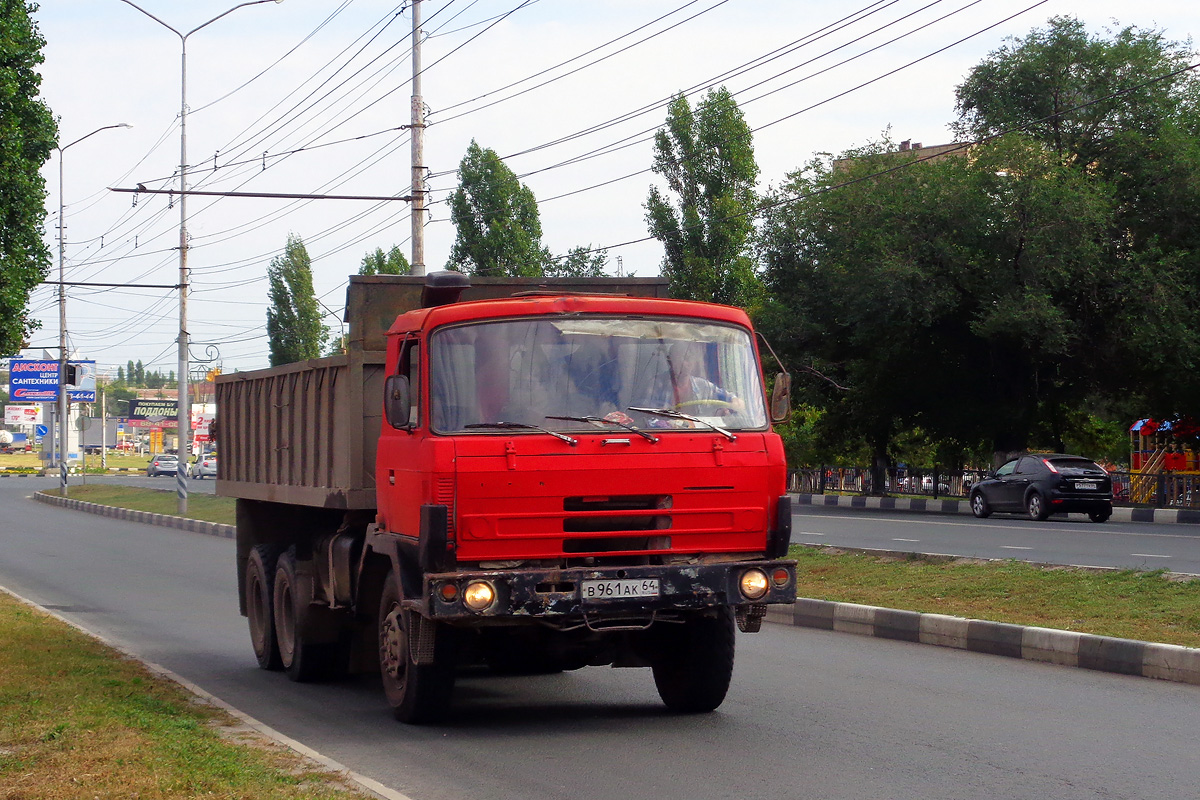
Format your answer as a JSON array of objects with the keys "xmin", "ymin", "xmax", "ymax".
[
  {"xmin": 6, "ymin": 359, "xmax": 97, "ymax": 402},
  {"xmin": 7, "ymin": 360, "xmax": 58, "ymax": 402}
]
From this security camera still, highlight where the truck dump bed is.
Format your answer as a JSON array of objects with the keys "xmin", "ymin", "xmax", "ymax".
[{"xmin": 215, "ymin": 274, "xmax": 668, "ymax": 509}]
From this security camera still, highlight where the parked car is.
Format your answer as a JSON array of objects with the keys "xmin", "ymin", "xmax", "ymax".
[
  {"xmin": 190, "ymin": 454, "xmax": 217, "ymax": 479},
  {"xmin": 969, "ymin": 453, "xmax": 1113, "ymax": 522},
  {"xmin": 146, "ymin": 454, "xmax": 179, "ymax": 477}
]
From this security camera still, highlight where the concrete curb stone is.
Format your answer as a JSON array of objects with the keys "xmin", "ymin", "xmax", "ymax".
[
  {"xmin": 767, "ymin": 597, "xmax": 1200, "ymax": 687},
  {"xmin": 32, "ymin": 490, "xmax": 234, "ymax": 539}
]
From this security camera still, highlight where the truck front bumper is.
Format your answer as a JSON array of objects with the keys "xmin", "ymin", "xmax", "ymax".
[{"xmin": 415, "ymin": 559, "xmax": 796, "ymax": 623}]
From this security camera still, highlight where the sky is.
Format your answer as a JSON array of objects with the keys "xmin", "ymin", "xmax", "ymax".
[{"xmin": 18, "ymin": 0, "xmax": 1200, "ymax": 377}]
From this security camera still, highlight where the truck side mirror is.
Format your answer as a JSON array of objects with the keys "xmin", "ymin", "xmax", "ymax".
[
  {"xmin": 384, "ymin": 375, "xmax": 411, "ymax": 429},
  {"xmin": 770, "ymin": 372, "xmax": 791, "ymax": 424}
]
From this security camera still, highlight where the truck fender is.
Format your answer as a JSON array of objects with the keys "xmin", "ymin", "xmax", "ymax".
[
  {"xmin": 766, "ymin": 495, "xmax": 792, "ymax": 559},
  {"xmin": 362, "ymin": 526, "xmax": 424, "ymax": 604}
]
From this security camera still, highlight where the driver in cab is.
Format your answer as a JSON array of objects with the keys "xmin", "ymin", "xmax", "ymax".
[{"xmin": 669, "ymin": 342, "xmax": 744, "ymax": 414}]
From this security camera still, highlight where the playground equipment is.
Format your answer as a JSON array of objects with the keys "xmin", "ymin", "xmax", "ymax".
[{"xmin": 1129, "ymin": 418, "xmax": 1199, "ymax": 504}]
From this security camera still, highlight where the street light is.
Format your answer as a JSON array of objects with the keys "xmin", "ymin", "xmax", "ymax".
[
  {"xmin": 117, "ymin": 0, "xmax": 284, "ymax": 514},
  {"xmin": 57, "ymin": 122, "xmax": 133, "ymax": 497}
]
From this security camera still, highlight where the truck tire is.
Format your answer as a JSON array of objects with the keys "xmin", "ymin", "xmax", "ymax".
[
  {"xmin": 246, "ymin": 544, "xmax": 283, "ymax": 671},
  {"xmin": 651, "ymin": 607, "xmax": 736, "ymax": 713},
  {"xmin": 273, "ymin": 548, "xmax": 340, "ymax": 682},
  {"xmin": 378, "ymin": 571, "xmax": 456, "ymax": 723}
]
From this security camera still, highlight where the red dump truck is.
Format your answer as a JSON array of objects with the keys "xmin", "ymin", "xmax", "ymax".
[{"xmin": 216, "ymin": 272, "xmax": 795, "ymax": 723}]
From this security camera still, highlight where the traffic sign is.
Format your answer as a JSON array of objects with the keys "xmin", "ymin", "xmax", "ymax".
[{"xmin": 35, "ymin": 424, "xmax": 48, "ymax": 437}]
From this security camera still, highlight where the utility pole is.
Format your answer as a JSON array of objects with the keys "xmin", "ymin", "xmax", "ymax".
[{"xmin": 409, "ymin": 0, "xmax": 426, "ymax": 276}]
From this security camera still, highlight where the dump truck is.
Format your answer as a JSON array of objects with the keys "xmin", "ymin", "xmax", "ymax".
[{"xmin": 216, "ymin": 272, "xmax": 795, "ymax": 723}]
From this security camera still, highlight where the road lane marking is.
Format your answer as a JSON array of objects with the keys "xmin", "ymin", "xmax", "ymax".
[
  {"xmin": 1000, "ymin": 546, "xmax": 1032, "ymax": 550},
  {"xmin": 892, "ymin": 538, "xmax": 920, "ymax": 542},
  {"xmin": 1130, "ymin": 553, "xmax": 1172, "ymax": 558}
]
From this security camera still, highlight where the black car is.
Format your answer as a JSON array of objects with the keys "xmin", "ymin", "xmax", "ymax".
[{"xmin": 969, "ymin": 453, "xmax": 1113, "ymax": 522}]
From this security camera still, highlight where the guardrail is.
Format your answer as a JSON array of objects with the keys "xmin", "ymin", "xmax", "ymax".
[{"xmin": 788, "ymin": 467, "xmax": 1200, "ymax": 510}]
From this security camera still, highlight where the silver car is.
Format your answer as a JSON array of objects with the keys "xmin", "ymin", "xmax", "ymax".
[{"xmin": 190, "ymin": 454, "xmax": 217, "ymax": 479}]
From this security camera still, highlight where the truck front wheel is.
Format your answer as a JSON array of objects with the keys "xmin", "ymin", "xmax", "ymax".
[
  {"xmin": 378, "ymin": 571, "xmax": 456, "ymax": 723},
  {"xmin": 651, "ymin": 607, "xmax": 736, "ymax": 713},
  {"xmin": 246, "ymin": 544, "xmax": 282, "ymax": 671}
]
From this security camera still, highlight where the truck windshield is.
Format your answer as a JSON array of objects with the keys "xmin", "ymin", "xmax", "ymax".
[{"xmin": 429, "ymin": 317, "xmax": 768, "ymax": 434}]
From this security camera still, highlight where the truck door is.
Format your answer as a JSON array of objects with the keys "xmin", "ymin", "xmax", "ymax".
[{"xmin": 378, "ymin": 335, "xmax": 425, "ymax": 538}]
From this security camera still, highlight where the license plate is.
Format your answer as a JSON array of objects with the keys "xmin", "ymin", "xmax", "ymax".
[
  {"xmin": 1074, "ymin": 481, "xmax": 1098, "ymax": 490},
  {"xmin": 581, "ymin": 578, "xmax": 659, "ymax": 601}
]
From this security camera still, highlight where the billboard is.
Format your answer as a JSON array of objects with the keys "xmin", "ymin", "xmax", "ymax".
[
  {"xmin": 129, "ymin": 399, "xmax": 179, "ymax": 422},
  {"xmin": 4, "ymin": 405, "xmax": 43, "ymax": 426},
  {"xmin": 67, "ymin": 360, "xmax": 97, "ymax": 403},
  {"xmin": 7, "ymin": 360, "xmax": 58, "ymax": 402},
  {"xmin": 6, "ymin": 359, "xmax": 97, "ymax": 402}
]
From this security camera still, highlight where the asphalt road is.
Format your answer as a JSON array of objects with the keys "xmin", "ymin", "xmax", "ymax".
[
  {"xmin": 2, "ymin": 478, "xmax": 1198, "ymax": 799},
  {"xmin": 793, "ymin": 504, "xmax": 1200, "ymax": 574}
]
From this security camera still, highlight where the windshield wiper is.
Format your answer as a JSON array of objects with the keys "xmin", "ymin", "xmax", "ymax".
[
  {"xmin": 464, "ymin": 421, "xmax": 577, "ymax": 446},
  {"xmin": 627, "ymin": 407, "xmax": 737, "ymax": 441},
  {"xmin": 544, "ymin": 415, "xmax": 659, "ymax": 443}
]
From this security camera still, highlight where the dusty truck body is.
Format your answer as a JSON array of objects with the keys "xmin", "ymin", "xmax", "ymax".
[{"xmin": 217, "ymin": 272, "xmax": 795, "ymax": 723}]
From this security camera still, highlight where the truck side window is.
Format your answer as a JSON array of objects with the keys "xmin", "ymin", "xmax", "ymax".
[{"xmin": 399, "ymin": 340, "xmax": 420, "ymax": 427}]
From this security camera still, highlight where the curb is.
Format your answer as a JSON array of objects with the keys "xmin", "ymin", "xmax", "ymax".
[
  {"xmin": 766, "ymin": 599, "xmax": 1200, "ymax": 687},
  {"xmin": 32, "ymin": 490, "xmax": 234, "ymax": 539},
  {"xmin": 793, "ymin": 491, "xmax": 1200, "ymax": 525}
]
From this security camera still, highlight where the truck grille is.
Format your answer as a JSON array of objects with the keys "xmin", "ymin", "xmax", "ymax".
[{"xmin": 562, "ymin": 494, "xmax": 672, "ymax": 534}]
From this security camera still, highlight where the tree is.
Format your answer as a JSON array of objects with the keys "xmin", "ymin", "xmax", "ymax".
[
  {"xmin": 446, "ymin": 140, "xmax": 551, "ymax": 276},
  {"xmin": 645, "ymin": 87, "xmax": 760, "ymax": 307},
  {"xmin": 266, "ymin": 234, "xmax": 327, "ymax": 366},
  {"xmin": 359, "ymin": 245, "xmax": 409, "ymax": 275},
  {"xmin": 545, "ymin": 245, "xmax": 608, "ymax": 278},
  {"xmin": 759, "ymin": 133, "xmax": 1114, "ymax": 475},
  {"xmin": 134, "ymin": 360, "xmax": 144, "ymax": 386},
  {"xmin": 0, "ymin": 2, "xmax": 57, "ymax": 356},
  {"xmin": 955, "ymin": 16, "xmax": 1200, "ymax": 423},
  {"xmin": 116, "ymin": 366, "xmax": 124, "ymax": 383}
]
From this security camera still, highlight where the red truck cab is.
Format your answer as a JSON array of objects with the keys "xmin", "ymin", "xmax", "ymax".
[{"xmin": 366, "ymin": 273, "xmax": 795, "ymax": 720}]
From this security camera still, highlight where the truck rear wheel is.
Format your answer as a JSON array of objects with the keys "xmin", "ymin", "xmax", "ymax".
[
  {"xmin": 273, "ymin": 548, "xmax": 340, "ymax": 682},
  {"xmin": 246, "ymin": 544, "xmax": 283, "ymax": 671},
  {"xmin": 651, "ymin": 608, "xmax": 736, "ymax": 713},
  {"xmin": 378, "ymin": 571, "xmax": 456, "ymax": 723}
]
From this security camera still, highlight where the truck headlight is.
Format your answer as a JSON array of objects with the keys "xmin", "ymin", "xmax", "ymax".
[
  {"xmin": 739, "ymin": 568, "xmax": 769, "ymax": 600},
  {"xmin": 463, "ymin": 580, "xmax": 496, "ymax": 611}
]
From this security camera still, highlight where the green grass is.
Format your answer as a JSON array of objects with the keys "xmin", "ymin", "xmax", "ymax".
[
  {"xmin": 1, "ymin": 451, "xmax": 175, "ymax": 473},
  {"xmin": 791, "ymin": 545, "xmax": 1200, "ymax": 648},
  {"xmin": 0, "ymin": 591, "xmax": 369, "ymax": 800},
  {"xmin": 46, "ymin": 484, "xmax": 236, "ymax": 525}
]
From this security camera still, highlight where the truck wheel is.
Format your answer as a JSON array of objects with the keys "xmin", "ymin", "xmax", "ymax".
[
  {"xmin": 378, "ymin": 571, "xmax": 456, "ymax": 724},
  {"xmin": 273, "ymin": 548, "xmax": 339, "ymax": 682},
  {"xmin": 651, "ymin": 607, "xmax": 736, "ymax": 713},
  {"xmin": 245, "ymin": 544, "xmax": 283, "ymax": 671}
]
